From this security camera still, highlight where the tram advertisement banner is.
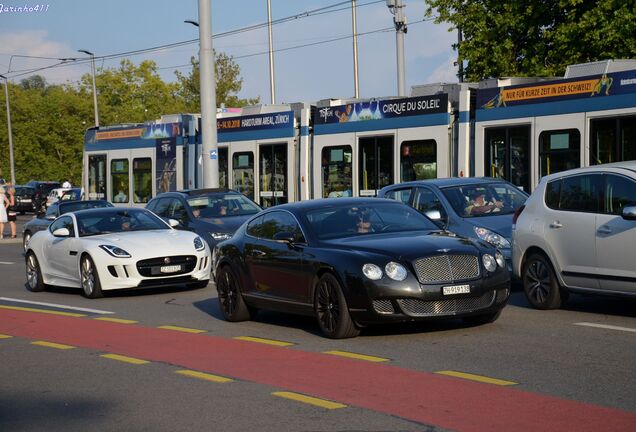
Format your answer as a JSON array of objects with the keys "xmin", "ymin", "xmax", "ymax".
[
  {"xmin": 477, "ymin": 69, "xmax": 636, "ymax": 109},
  {"xmin": 156, "ymin": 137, "xmax": 176, "ymax": 193},
  {"xmin": 313, "ymin": 94, "xmax": 448, "ymax": 125},
  {"xmin": 85, "ymin": 123, "xmax": 181, "ymax": 144},
  {"xmin": 217, "ymin": 111, "xmax": 294, "ymax": 133}
]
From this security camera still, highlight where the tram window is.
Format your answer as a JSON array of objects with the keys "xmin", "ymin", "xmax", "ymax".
[
  {"xmin": 539, "ymin": 129, "xmax": 580, "ymax": 177},
  {"xmin": 260, "ymin": 143, "xmax": 288, "ymax": 208},
  {"xmin": 400, "ymin": 140, "xmax": 437, "ymax": 181},
  {"xmin": 321, "ymin": 146, "xmax": 352, "ymax": 198},
  {"xmin": 219, "ymin": 148, "xmax": 228, "ymax": 189},
  {"xmin": 88, "ymin": 154, "xmax": 106, "ymax": 200},
  {"xmin": 132, "ymin": 158, "xmax": 152, "ymax": 203},
  {"xmin": 111, "ymin": 159, "xmax": 129, "ymax": 203},
  {"xmin": 485, "ymin": 126, "xmax": 530, "ymax": 191},
  {"xmin": 359, "ymin": 136, "xmax": 394, "ymax": 196},
  {"xmin": 590, "ymin": 116, "xmax": 636, "ymax": 165},
  {"xmin": 232, "ymin": 152, "xmax": 254, "ymax": 201}
]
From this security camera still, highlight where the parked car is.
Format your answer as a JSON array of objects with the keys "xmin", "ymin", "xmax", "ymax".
[
  {"xmin": 9, "ymin": 185, "xmax": 37, "ymax": 214},
  {"xmin": 25, "ymin": 207, "xmax": 211, "ymax": 298},
  {"xmin": 379, "ymin": 178, "xmax": 528, "ymax": 270},
  {"xmin": 213, "ymin": 198, "xmax": 510, "ymax": 339},
  {"xmin": 146, "ymin": 188, "xmax": 261, "ymax": 250},
  {"xmin": 512, "ymin": 161, "xmax": 636, "ymax": 309},
  {"xmin": 22, "ymin": 200, "xmax": 113, "ymax": 252},
  {"xmin": 45, "ymin": 187, "xmax": 72, "ymax": 208},
  {"xmin": 25, "ymin": 180, "xmax": 61, "ymax": 213}
]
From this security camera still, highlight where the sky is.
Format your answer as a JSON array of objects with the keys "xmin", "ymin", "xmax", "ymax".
[{"xmin": 0, "ymin": 0, "xmax": 459, "ymax": 105}]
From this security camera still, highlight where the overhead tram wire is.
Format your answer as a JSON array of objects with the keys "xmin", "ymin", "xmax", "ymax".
[{"xmin": 4, "ymin": 0, "xmax": 404, "ymax": 80}]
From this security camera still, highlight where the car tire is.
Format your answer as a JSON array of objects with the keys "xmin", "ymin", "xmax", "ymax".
[
  {"xmin": 216, "ymin": 265, "xmax": 251, "ymax": 322},
  {"xmin": 462, "ymin": 309, "xmax": 502, "ymax": 325},
  {"xmin": 23, "ymin": 231, "xmax": 31, "ymax": 254},
  {"xmin": 314, "ymin": 273, "xmax": 360, "ymax": 339},
  {"xmin": 80, "ymin": 255, "xmax": 103, "ymax": 299},
  {"xmin": 522, "ymin": 253, "xmax": 563, "ymax": 310},
  {"xmin": 25, "ymin": 252, "xmax": 46, "ymax": 292}
]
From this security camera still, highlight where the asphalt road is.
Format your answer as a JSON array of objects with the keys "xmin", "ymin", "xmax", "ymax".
[{"xmin": 1, "ymin": 217, "xmax": 635, "ymax": 431}]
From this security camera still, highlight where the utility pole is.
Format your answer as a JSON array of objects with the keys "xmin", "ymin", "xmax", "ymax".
[
  {"xmin": 387, "ymin": 0, "xmax": 407, "ymax": 96},
  {"xmin": 267, "ymin": 0, "xmax": 276, "ymax": 104},
  {"xmin": 457, "ymin": 26, "xmax": 464, "ymax": 82},
  {"xmin": 351, "ymin": 0, "xmax": 359, "ymax": 98},
  {"xmin": 198, "ymin": 0, "xmax": 219, "ymax": 187},
  {"xmin": 77, "ymin": 49, "xmax": 100, "ymax": 127},
  {"xmin": 0, "ymin": 75, "xmax": 15, "ymax": 185}
]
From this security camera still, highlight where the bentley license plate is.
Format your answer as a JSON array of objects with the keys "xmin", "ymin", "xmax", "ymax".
[
  {"xmin": 160, "ymin": 265, "xmax": 181, "ymax": 273},
  {"xmin": 442, "ymin": 284, "xmax": 470, "ymax": 295}
]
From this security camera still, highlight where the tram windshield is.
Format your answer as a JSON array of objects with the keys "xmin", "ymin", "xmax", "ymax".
[{"xmin": 441, "ymin": 182, "xmax": 527, "ymax": 218}]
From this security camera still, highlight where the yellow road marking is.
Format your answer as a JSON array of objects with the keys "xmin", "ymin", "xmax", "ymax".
[
  {"xmin": 31, "ymin": 341, "xmax": 75, "ymax": 350},
  {"xmin": 0, "ymin": 334, "xmax": 12, "ymax": 339},
  {"xmin": 175, "ymin": 370, "xmax": 234, "ymax": 383},
  {"xmin": 234, "ymin": 336, "xmax": 294, "ymax": 347},
  {"xmin": 100, "ymin": 354, "xmax": 149, "ymax": 365},
  {"xmin": 272, "ymin": 391, "xmax": 347, "ymax": 409},
  {"xmin": 323, "ymin": 350, "xmax": 389, "ymax": 363},
  {"xmin": 158, "ymin": 325, "xmax": 206, "ymax": 334},
  {"xmin": 436, "ymin": 370, "xmax": 517, "ymax": 386},
  {"xmin": 94, "ymin": 317, "xmax": 138, "ymax": 324},
  {"xmin": 0, "ymin": 305, "xmax": 85, "ymax": 317}
]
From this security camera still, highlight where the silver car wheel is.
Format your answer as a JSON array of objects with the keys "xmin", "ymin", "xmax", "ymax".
[
  {"xmin": 526, "ymin": 259, "xmax": 551, "ymax": 304},
  {"xmin": 81, "ymin": 257, "xmax": 95, "ymax": 296},
  {"xmin": 23, "ymin": 232, "xmax": 31, "ymax": 253},
  {"xmin": 26, "ymin": 254, "xmax": 39, "ymax": 289}
]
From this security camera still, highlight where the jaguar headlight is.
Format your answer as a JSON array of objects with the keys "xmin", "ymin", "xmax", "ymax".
[
  {"xmin": 210, "ymin": 232, "xmax": 232, "ymax": 241},
  {"xmin": 482, "ymin": 254, "xmax": 497, "ymax": 272},
  {"xmin": 362, "ymin": 263, "xmax": 383, "ymax": 280},
  {"xmin": 474, "ymin": 227, "xmax": 511, "ymax": 249},
  {"xmin": 385, "ymin": 262, "xmax": 407, "ymax": 281},
  {"xmin": 495, "ymin": 251, "xmax": 506, "ymax": 268},
  {"xmin": 194, "ymin": 236, "xmax": 205, "ymax": 251},
  {"xmin": 99, "ymin": 244, "xmax": 131, "ymax": 258}
]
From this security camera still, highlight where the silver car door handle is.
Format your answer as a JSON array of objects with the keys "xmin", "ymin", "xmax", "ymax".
[
  {"xmin": 549, "ymin": 221, "xmax": 563, "ymax": 229},
  {"xmin": 597, "ymin": 225, "xmax": 612, "ymax": 234},
  {"xmin": 250, "ymin": 249, "xmax": 266, "ymax": 257}
]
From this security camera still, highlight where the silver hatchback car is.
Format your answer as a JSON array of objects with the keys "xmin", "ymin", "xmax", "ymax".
[{"xmin": 512, "ymin": 161, "xmax": 636, "ymax": 309}]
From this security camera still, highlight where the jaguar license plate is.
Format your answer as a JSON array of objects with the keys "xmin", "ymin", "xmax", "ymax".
[
  {"xmin": 160, "ymin": 265, "xmax": 181, "ymax": 273},
  {"xmin": 442, "ymin": 284, "xmax": 470, "ymax": 295}
]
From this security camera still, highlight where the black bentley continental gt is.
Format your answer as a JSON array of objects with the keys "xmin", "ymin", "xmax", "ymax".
[{"xmin": 213, "ymin": 198, "xmax": 510, "ymax": 338}]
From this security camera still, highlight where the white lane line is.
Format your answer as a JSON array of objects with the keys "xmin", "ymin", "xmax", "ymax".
[
  {"xmin": 0, "ymin": 261, "xmax": 15, "ymax": 265},
  {"xmin": 575, "ymin": 322, "xmax": 636, "ymax": 333},
  {"xmin": 0, "ymin": 297, "xmax": 115, "ymax": 315}
]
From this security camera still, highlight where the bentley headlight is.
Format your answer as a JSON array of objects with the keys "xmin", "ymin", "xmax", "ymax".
[
  {"xmin": 194, "ymin": 236, "xmax": 205, "ymax": 251},
  {"xmin": 495, "ymin": 251, "xmax": 506, "ymax": 268},
  {"xmin": 362, "ymin": 263, "xmax": 383, "ymax": 280},
  {"xmin": 385, "ymin": 262, "xmax": 407, "ymax": 281},
  {"xmin": 482, "ymin": 254, "xmax": 497, "ymax": 272},
  {"xmin": 210, "ymin": 232, "xmax": 232, "ymax": 241},
  {"xmin": 99, "ymin": 244, "xmax": 131, "ymax": 258},
  {"xmin": 474, "ymin": 227, "xmax": 511, "ymax": 249}
]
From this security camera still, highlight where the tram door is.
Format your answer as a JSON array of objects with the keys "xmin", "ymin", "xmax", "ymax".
[
  {"xmin": 485, "ymin": 126, "xmax": 530, "ymax": 191},
  {"xmin": 259, "ymin": 143, "xmax": 288, "ymax": 208},
  {"xmin": 231, "ymin": 151, "xmax": 255, "ymax": 202},
  {"xmin": 358, "ymin": 136, "xmax": 394, "ymax": 196}
]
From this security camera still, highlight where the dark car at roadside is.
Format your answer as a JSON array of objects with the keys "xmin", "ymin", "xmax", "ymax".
[
  {"xmin": 146, "ymin": 188, "xmax": 261, "ymax": 250},
  {"xmin": 213, "ymin": 198, "xmax": 510, "ymax": 339},
  {"xmin": 25, "ymin": 180, "xmax": 61, "ymax": 213},
  {"xmin": 378, "ymin": 177, "xmax": 528, "ymax": 271},
  {"xmin": 9, "ymin": 185, "xmax": 37, "ymax": 214},
  {"xmin": 22, "ymin": 199, "xmax": 113, "ymax": 252}
]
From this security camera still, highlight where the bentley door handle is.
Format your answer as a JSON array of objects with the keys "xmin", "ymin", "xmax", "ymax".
[
  {"xmin": 249, "ymin": 249, "xmax": 266, "ymax": 257},
  {"xmin": 549, "ymin": 221, "xmax": 563, "ymax": 229}
]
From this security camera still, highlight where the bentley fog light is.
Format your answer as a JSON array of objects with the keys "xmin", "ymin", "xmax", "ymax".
[
  {"xmin": 99, "ymin": 244, "xmax": 131, "ymax": 258},
  {"xmin": 495, "ymin": 251, "xmax": 506, "ymax": 268},
  {"xmin": 385, "ymin": 262, "xmax": 407, "ymax": 281},
  {"xmin": 362, "ymin": 263, "xmax": 383, "ymax": 280},
  {"xmin": 474, "ymin": 227, "xmax": 511, "ymax": 249},
  {"xmin": 194, "ymin": 236, "xmax": 205, "ymax": 251},
  {"xmin": 482, "ymin": 254, "xmax": 497, "ymax": 272}
]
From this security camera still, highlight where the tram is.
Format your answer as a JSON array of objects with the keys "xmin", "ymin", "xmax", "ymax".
[{"xmin": 83, "ymin": 59, "xmax": 636, "ymax": 206}]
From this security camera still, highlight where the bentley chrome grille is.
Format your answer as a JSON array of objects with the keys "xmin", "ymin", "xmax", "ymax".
[
  {"xmin": 414, "ymin": 254, "xmax": 479, "ymax": 283},
  {"xmin": 396, "ymin": 291, "xmax": 495, "ymax": 317},
  {"xmin": 372, "ymin": 299, "xmax": 395, "ymax": 314}
]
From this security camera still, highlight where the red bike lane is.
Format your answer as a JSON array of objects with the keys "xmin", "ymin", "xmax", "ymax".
[{"xmin": 2, "ymin": 308, "xmax": 635, "ymax": 432}]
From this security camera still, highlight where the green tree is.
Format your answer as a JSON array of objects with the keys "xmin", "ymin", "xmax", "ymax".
[
  {"xmin": 426, "ymin": 0, "xmax": 636, "ymax": 81},
  {"xmin": 175, "ymin": 53, "xmax": 260, "ymax": 112}
]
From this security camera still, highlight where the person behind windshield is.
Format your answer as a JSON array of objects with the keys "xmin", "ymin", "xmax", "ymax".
[
  {"xmin": 465, "ymin": 191, "xmax": 503, "ymax": 215},
  {"xmin": 355, "ymin": 212, "xmax": 372, "ymax": 233},
  {"xmin": 212, "ymin": 200, "xmax": 228, "ymax": 216}
]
